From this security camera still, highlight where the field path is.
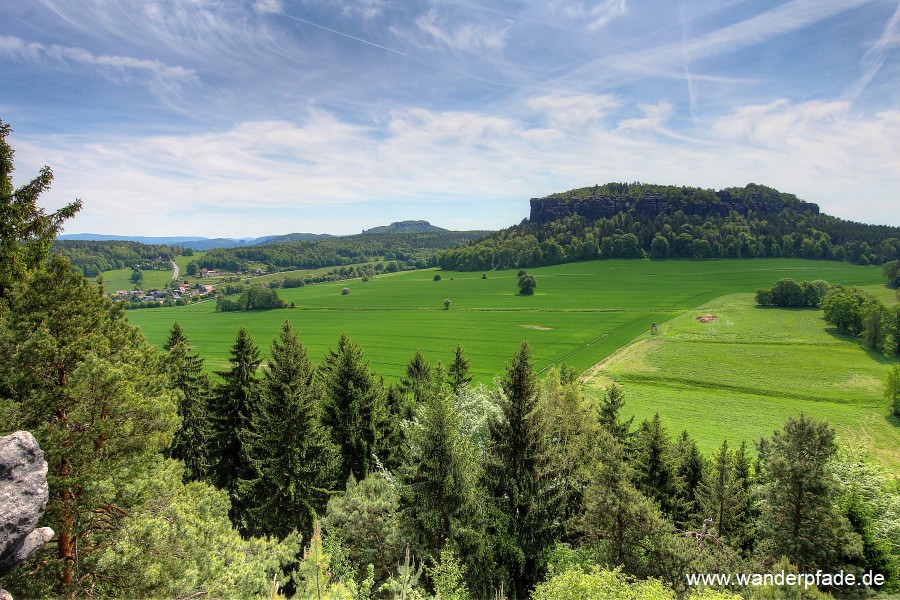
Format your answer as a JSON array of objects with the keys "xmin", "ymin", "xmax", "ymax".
[{"xmin": 171, "ymin": 260, "xmax": 179, "ymax": 281}]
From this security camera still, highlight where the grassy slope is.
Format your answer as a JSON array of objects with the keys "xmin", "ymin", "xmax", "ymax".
[
  {"xmin": 127, "ymin": 258, "xmax": 884, "ymax": 382},
  {"xmin": 585, "ymin": 292, "xmax": 900, "ymax": 470}
]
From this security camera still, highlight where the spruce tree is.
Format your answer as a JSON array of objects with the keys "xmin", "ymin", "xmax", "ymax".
[
  {"xmin": 321, "ymin": 333, "xmax": 387, "ymax": 482},
  {"xmin": 631, "ymin": 413, "xmax": 682, "ymax": 520},
  {"xmin": 447, "ymin": 343, "xmax": 473, "ymax": 391},
  {"xmin": 162, "ymin": 322, "xmax": 212, "ymax": 482},
  {"xmin": 598, "ymin": 383, "xmax": 633, "ymax": 444},
  {"xmin": 403, "ymin": 364, "xmax": 481, "ymax": 561},
  {"xmin": 236, "ymin": 321, "xmax": 339, "ymax": 539},
  {"xmin": 206, "ymin": 326, "xmax": 260, "ymax": 521},
  {"xmin": 485, "ymin": 340, "xmax": 558, "ymax": 599},
  {"xmin": 400, "ymin": 350, "xmax": 432, "ymax": 404},
  {"xmin": 675, "ymin": 430, "xmax": 705, "ymax": 528},
  {"xmin": 696, "ymin": 440, "xmax": 746, "ymax": 547}
]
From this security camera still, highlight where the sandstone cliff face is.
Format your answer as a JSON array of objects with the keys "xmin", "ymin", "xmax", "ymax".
[
  {"xmin": 529, "ymin": 191, "xmax": 819, "ymax": 225},
  {"xmin": 0, "ymin": 432, "xmax": 54, "ymax": 597}
]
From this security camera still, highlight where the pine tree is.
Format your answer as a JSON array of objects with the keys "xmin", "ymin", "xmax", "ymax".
[
  {"xmin": 0, "ymin": 120, "xmax": 82, "ymax": 298},
  {"xmin": 0, "ymin": 255, "xmax": 178, "ymax": 593},
  {"xmin": 447, "ymin": 343, "xmax": 473, "ymax": 391},
  {"xmin": 580, "ymin": 429, "xmax": 671, "ymax": 579},
  {"xmin": 321, "ymin": 333, "xmax": 387, "ymax": 482},
  {"xmin": 756, "ymin": 414, "xmax": 860, "ymax": 571},
  {"xmin": 237, "ymin": 321, "xmax": 340, "ymax": 539},
  {"xmin": 485, "ymin": 340, "xmax": 559, "ymax": 599},
  {"xmin": 206, "ymin": 326, "xmax": 260, "ymax": 522},
  {"xmin": 162, "ymin": 323, "xmax": 212, "ymax": 483}
]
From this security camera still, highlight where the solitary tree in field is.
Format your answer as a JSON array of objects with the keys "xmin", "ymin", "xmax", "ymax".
[
  {"xmin": 517, "ymin": 273, "xmax": 536, "ymax": 295},
  {"xmin": 444, "ymin": 298, "xmax": 451, "ymax": 309}
]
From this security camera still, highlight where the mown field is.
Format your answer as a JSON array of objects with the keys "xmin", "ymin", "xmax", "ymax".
[
  {"xmin": 585, "ymin": 289, "xmax": 900, "ymax": 469},
  {"xmin": 127, "ymin": 258, "xmax": 887, "ymax": 385}
]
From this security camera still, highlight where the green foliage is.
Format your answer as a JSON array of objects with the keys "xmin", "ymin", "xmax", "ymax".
[
  {"xmin": 538, "ymin": 368, "xmax": 599, "ymax": 534},
  {"xmin": 162, "ymin": 322, "xmax": 213, "ymax": 482},
  {"xmin": 400, "ymin": 350, "xmax": 433, "ymax": 405},
  {"xmin": 884, "ymin": 259, "xmax": 900, "ymax": 288},
  {"xmin": 216, "ymin": 284, "xmax": 287, "ymax": 311},
  {"xmin": 517, "ymin": 273, "xmax": 536, "ymax": 295},
  {"xmin": 401, "ymin": 365, "xmax": 482, "ymax": 562},
  {"xmin": 428, "ymin": 548, "xmax": 471, "ymax": 600},
  {"xmin": 485, "ymin": 341, "xmax": 560, "ymax": 598},
  {"xmin": 756, "ymin": 278, "xmax": 831, "ymax": 308},
  {"xmin": 888, "ymin": 364, "xmax": 900, "ymax": 417},
  {"xmin": 206, "ymin": 326, "xmax": 260, "ymax": 518},
  {"xmin": 443, "ymin": 298, "xmax": 451, "ymax": 309},
  {"xmin": 447, "ymin": 343, "xmax": 472, "ymax": 392},
  {"xmin": 598, "ymin": 383, "xmax": 633, "ymax": 444},
  {"xmin": 0, "ymin": 120, "xmax": 82, "ymax": 298},
  {"xmin": 321, "ymin": 334, "xmax": 388, "ymax": 482},
  {"xmin": 631, "ymin": 413, "xmax": 682, "ymax": 521},
  {"xmin": 237, "ymin": 321, "xmax": 340, "ymax": 539},
  {"xmin": 323, "ymin": 472, "xmax": 404, "ymax": 583},
  {"xmin": 533, "ymin": 565, "xmax": 682, "ymax": 600},
  {"xmin": 755, "ymin": 414, "xmax": 861, "ymax": 571},
  {"xmin": 437, "ymin": 183, "xmax": 899, "ymax": 271},
  {"xmin": 380, "ymin": 545, "xmax": 425, "ymax": 600},
  {"xmin": 434, "ymin": 274, "xmax": 442, "ymax": 281},
  {"xmin": 0, "ymin": 255, "xmax": 178, "ymax": 594},
  {"xmin": 695, "ymin": 440, "xmax": 753, "ymax": 552},
  {"xmin": 296, "ymin": 523, "xmax": 358, "ymax": 599},
  {"xmin": 79, "ymin": 458, "xmax": 301, "ymax": 599}
]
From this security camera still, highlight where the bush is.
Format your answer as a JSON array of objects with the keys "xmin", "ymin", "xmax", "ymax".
[
  {"xmin": 341, "ymin": 288, "xmax": 351, "ymax": 295},
  {"xmin": 433, "ymin": 274, "xmax": 442, "ymax": 281},
  {"xmin": 482, "ymin": 273, "xmax": 488, "ymax": 279},
  {"xmin": 444, "ymin": 299, "xmax": 451, "ymax": 310}
]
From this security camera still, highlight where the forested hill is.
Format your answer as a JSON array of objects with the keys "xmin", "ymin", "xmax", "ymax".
[
  {"xmin": 437, "ymin": 182, "xmax": 900, "ymax": 271},
  {"xmin": 197, "ymin": 229, "xmax": 491, "ymax": 272},
  {"xmin": 362, "ymin": 220, "xmax": 447, "ymax": 234}
]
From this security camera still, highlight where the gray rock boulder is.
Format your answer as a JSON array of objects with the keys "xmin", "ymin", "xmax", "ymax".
[{"xmin": 0, "ymin": 431, "xmax": 54, "ymax": 581}]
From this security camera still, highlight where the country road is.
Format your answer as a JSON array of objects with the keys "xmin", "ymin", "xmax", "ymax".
[{"xmin": 171, "ymin": 260, "xmax": 179, "ymax": 281}]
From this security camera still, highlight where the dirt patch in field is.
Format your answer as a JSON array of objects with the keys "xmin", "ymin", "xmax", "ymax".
[
  {"xmin": 696, "ymin": 314, "xmax": 718, "ymax": 323},
  {"xmin": 520, "ymin": 324, "xmax": 553, "ymax": 331}
]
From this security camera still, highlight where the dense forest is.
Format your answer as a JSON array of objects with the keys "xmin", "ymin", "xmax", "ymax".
[
  {"xmin": 3, "ymin": 122, "xmax": 900, "ymax": 598},
  {"xmin": 437, "ymin": 184, "xmax": 900, "ymax": 271}
]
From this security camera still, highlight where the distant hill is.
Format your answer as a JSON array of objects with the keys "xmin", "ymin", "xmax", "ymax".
[
  {"xmin": 57, "ymin": 232, "xmax": 329, "ymax": 250},
  {"xmin": 436, "ymin": 182, "xmax": 900, "ymax": 271},
  {"xmin": 362, "ymin": 220, "xmax": 447, "ymax": 235}
]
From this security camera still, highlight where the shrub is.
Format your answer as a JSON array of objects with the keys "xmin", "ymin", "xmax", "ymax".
[
  {"xmin": 433, "ymin": 274, "xmax": 442, "ymax": 281},
  {"xmin": 482, "ymin": 273, "xmax": 488, "ymax": 279},
  {"xmin": 444, "ymin": 299, "xmax": 451, "ymax": 310},
  {"xmin": 341, "ymin": 288, "xmax": 351, "ymax": 295}
]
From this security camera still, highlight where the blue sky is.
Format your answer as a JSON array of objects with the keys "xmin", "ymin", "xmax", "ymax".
[{"xmin": 2, "ymin": 0, "xmax": 899, "ymax": 237}]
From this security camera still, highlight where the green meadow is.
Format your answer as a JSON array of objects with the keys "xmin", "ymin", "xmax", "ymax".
[
  {"xmin": 128, "ymin": 258, "xmax": 886, "ymax": 383},
  {"xmin": 586, "ymin": 290, "xmax": 900, "ymax": 469}
]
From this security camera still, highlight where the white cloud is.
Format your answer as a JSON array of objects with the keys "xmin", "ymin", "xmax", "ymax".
[
  {"xmin": 0, "ymin": 35, "xmax": 197, "ymax": 87},
  {"xmin": 416, "ymin": 10, "xmax": 508, "ymax": 53},
  {"xmin": 16, "ymin": 100, "xmax": 900, "ymax": 235}
]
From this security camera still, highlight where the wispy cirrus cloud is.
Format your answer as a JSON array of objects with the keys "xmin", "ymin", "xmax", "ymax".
[{"xmin": 0, "ymin": 35, "xmax": 197, "ymax": 87}]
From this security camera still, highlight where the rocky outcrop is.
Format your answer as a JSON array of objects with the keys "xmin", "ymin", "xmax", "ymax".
[
  {"xmin": 0, "ymin": 431, "xmax": 54, "ymax": 592},
  {"xmin": 529, "ymin": 190, "xmax": 819, "ymax": 225}
]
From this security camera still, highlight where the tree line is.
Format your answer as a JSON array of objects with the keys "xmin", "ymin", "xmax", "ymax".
[{"xmin": 51, "ymin": 239, "xmax": 191, "ymax": 277}]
